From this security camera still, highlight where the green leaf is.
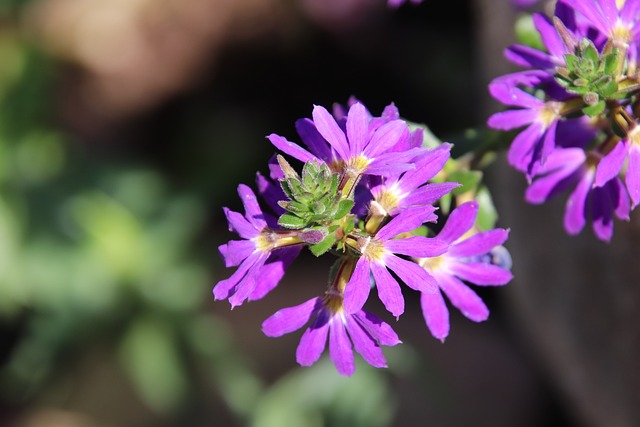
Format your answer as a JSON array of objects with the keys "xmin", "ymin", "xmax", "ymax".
[
  {"xmin": 582, "ymin": 100, "xmax": 605, "ymax": 117},
  {"xmin": 475, "ymin": 186, "xmax": 498, "ymax": 231},
  {"xmin": 334, "ymin": 199, "xmax": 355, "ymax": 220},
  {"xmin": 598, "ymin": 79, "xmax": 618, "ymax": 98},
  {"xmin": 564, "ymin": 54, "xmax": 579, "ymax": 71},
  {"xmin": 604, "ymin": 49, "xmax": 619, "ymax": 75},
  {"xmin": 278, "ymin": 213, "xmax": 308, "ymax": 230},
  {"xmin": 285, "ymin": 200, "xmax": 310, "ymax": 215},
  {"xmin": 449, "ymin": 170, "xmax": 483, "ymax": 196},
  {"xmin": 310, "ymin": 233, "xmax": 337, "ymax": 256}
]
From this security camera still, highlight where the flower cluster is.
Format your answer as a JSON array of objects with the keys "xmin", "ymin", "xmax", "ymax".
[
  {"xmin": 488, "ymin": 0, "xmax": 640, "ymax": 241},
  {"xmin": 215, "ymin": 101, "xmax": 512, "ymax": 375}
]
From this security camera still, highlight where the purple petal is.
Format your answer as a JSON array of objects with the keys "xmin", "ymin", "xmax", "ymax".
[
  {"xmin": 295, "ymin": 118, "xmax": 332, "ymax": 162},
  {"xmin": 267, "ymin": 134, "xmax": 316, "ymax": 163},
  {"xmin": 489, "ymin": 82, "xmax": 545, "ymax": 108},
  {"xmin": 437, "ymin": 273, "xmax": 489, "ymax": 322},
  {"xmin": 256, "ymin": 172, "xmax": 286, "ymax": 216},
  {"xmin": 599, "ymin": 0, "xmax": 618, "ymax": 28},
  {"xmin": 376, "ymin": 206, "xmax": 437, "ymax": 241},
  {"xmin": 343, "ymin": 258, "xmax": 372, "ymax": 314},
  {"xmin": 508, "ymin": 122, "xmax": 545, "ymax": 172},
  {"xmin": 329, "ymin": 317, "xmax": 355, "ymax": 376},
  {"xmin": 447, "ymin": 261, "xmax": 513, "ymax": 286},
  {"xmin": 626, "ymin": 144, "xmax": 640, "ymax": 208},
  {"xmin": 296, "ymin": 310, "xmax": 330, "ymax": 367},
  {"xmin": 449, "ymin": 229, "xmax": 510, "ymax": 258},
  {"xmin": 504, "ymin": 44, "xmax": 555, "ymax": 69},
  {"xmin": 595, "ymin": 140, "xmax": 628, "ymax": 187},
  {"xmin": 228, "ymin": 254, "xmax": 269, "ymax": 308},
  {"xmin": 347, "ymin": 103, "xmax": 369, "ymax": 155},
  {"xmin": 213, "ymin": 250, "xmax": 265, "ymax": 301},
  {"xmin": 591, "ymin": 182, "xmax": 616, "ymax": 242},
  {"xmin": 364, "ymin": 120, "xmax": 409, "ymax": 158},
  {"xmin": 249, "ymin": 246, "xmax": 301, "ymax": 301},
  {"xmin": 385, "ymin": 236, "xmax": 449, "ymax": 258},
  {"xmin": 237, "ymin": 184, "xmax": 267, "ymax": 230},
  {"xmin": 365, "ymin": 161, "xmax": 415, "ymax": 177},
  {"xmin": 396, "ymin": 144, "xmax": 451, "ymax": 191},
  {"xmin": 219, "ymin": 240, "xmax": 255, "ymax": 267},
  {"xmin": 437, "ymin": 201, "xmax": 478, "ymax": 243},
  {"xmin": 489, "ymin": 70, "xmax": 548, "ymax": 90},
  {"xmin": 487, "ymin": 109, "xmax": 539, "ymax": 131},
  {"xmin": 564, "ymin": 170, "xmax": 593, "ymax": 235},
  {"xmin": 621, "ymin": 0, "xmax": 640, "ymax": 24},
  {"xmin": 384, "ymin": 254, "xmax": 438, "ymax": 293},
  {"xmin": 612, "ymin": 177, "xmax": 631, "ymax": 220},
  {"xmin": 353, "ymin": 310, "xmax": 401, "ymax": 346},
  {"xmin": 262, "ymin": 297, "xmax": 321, "ymax": 337},
  {"xmin": 533, "ymin": 13, "xmax": 567, "ymax": 60},
  {"xmin": 420, "ymin": 289, "xmax": 449, "ymax": 342},
  {"xmin": 224, "ymin": 207, "xmax": 259, "ymax": 240},
  {"xmin": 562, "ymin": 0, "xmax": 610, "ymax": 35},
  {"xmin": 370, "ymin": 261, "xmax": 404, "ymax": 317},
  {"xmin": 346, "ymin": 315, "xmax": 387, "ymax": 368},
  {"xmin": 525, "ymin": 148, "xmax": 585, "ymax": 204},
  {"xmin": 312, "ymin": 105, "xmax": 350, "ymax": 161},
  {"xmin": 401, "ymin": 182, "xmax": 460, "ymax": 207}
]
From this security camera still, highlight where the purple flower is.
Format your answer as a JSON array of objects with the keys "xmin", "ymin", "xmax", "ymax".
[
  {"xmin": 262, "ymin": 295, "xmax": 401, "ymax": 376},
  {"xmin": 268, "ymin": 102, "xmax": 426, "ymax": 180},
  {"xmin": 344, "ymin": 208, "xmax": 449, "ymax": 317},
  {"xmin": 560, "ymin": 0, "xmax": 640, "ymax": 45},
  {"xmin": 416, "ymin": 202, "xmax": 512, "ymax": 341},
  {"xmin": 388, "ymin": 0, "xmax": 422, "ymax": 7},
  {"xmin": 526, "ymin": 148, "xmax": 631, "ymax": 241},
  {"xmin": 593, "ymin": 126, "xmax": 640, "ymax": 209},
  {"xmin": 368, "ymin": 143, "xmax": 459, "ymax": 217},
  {"xmin": 488, "ymin": 82, "xmax": 562, "ymax": 175},
  {"xmin": 214, "ymin": 184, "xmax": 302, "ymax": 307}
]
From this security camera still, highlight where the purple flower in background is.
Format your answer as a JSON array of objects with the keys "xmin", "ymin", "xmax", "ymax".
[
  {"xmin": 388, "ymin": 0, "xmax": 422, "ymax": 7},
  {"xmin": 416, "ymin": 202, "xmax": 512, "ymax": 341},
  {"xmin": 344, "ymin": 208, "xmax": 449, "ymax": 317},
  {"xmin": 526, "ymin": 148, "xmax": 630, "ymax": 241},
  {"xmin": 262, "ymin": 295, "xmax": 401, "ymax": 376},
  {"xmin": 268, "ymin": 102, "xmax": 426, "ymax": 179},
  {"xmin": 214, "ymin": 184, "xmax": 302, "ymax": 307}
]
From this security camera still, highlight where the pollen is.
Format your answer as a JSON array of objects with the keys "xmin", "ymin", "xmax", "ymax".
[{"xmin": 346, "ymin": 155, "xmax": 372, "ymax": 176}]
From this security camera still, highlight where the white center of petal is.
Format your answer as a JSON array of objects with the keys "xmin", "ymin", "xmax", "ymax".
[
  {"xmin": 358, "ymin": 236, "xmax": 386, "ymax": 262},
  {"xmin": 538, "ymin": 102, "xmax": 561, "ymax": 128},
  {"xmin": 372, "ymin": 186, "xmax": 402, "ymax": 216}
]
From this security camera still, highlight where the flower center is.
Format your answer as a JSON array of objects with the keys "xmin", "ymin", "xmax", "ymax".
[
  {"xmin": 358, "ymin": 236, "xmax": 386, "ymax": 261},
  {"xmin": 538, "ymin": 103, "xmax": 560, "ymax": 127},
  {"xmin": 418, "ymin": 255, "xmax": 446, "ymax": 273},
  {"xmin": 372, "ymin": 187, "xmax": 401, "ymax": 216}
]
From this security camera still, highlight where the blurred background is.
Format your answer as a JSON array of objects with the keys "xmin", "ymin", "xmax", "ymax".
[{"xmin": 0, "ymin": 0, "xmax": 638, "ymax": 426}]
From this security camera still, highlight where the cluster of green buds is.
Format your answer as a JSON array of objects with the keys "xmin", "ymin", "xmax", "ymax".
[{"xmin": 276, "ymin": 155, "xmax": 355, "ymax": 256}]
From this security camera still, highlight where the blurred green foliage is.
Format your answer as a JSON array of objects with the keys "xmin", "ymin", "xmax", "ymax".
[{"xmin": 0, "ymin": 16, "xmax": 400, "ymax": 427}]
